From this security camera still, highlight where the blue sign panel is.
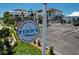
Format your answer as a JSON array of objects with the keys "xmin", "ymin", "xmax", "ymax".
[{"xmin": 17, "ymin": 20, "xmax": 39, "ymax": 43}]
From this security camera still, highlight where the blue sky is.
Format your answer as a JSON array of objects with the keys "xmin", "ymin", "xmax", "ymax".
[{"xmin": 0, "ymin": 3, "xmax": 79, "ymax": 17}]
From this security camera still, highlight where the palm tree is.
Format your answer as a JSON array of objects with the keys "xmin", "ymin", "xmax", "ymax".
[
  {"xmin": 29, "ymin": 9, "xmax": 34, "ymax": 20},
  {"xmin": 38, "ymin": 15, "xmax": 43, "ymax": 24},
  {"xmin": 15, "ymin": 15, "xmax": 21, "ymax": 26}
]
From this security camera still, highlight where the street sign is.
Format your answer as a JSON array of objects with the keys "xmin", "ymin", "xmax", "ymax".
[{"xmin": 17, "ymin": 20, "xmax": 39, "ymax": 43}]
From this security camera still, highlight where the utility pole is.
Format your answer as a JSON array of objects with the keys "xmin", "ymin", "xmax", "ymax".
[{"xmin": 42, "ymin": 3, "xmax": 47, "ymax": 55}]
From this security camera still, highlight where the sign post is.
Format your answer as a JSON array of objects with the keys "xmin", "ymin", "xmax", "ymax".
[{"xmin": 42, "ymin": 3, "xmax": 47, "ymax": 55}]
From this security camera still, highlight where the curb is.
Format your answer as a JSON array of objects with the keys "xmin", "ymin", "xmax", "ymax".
[{"xmin": 31, "ymin": 43, "xmax": 61, "ymax": 55}]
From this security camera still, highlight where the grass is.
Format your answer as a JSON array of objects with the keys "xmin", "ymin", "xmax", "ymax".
[
  {"xmin": 13, "ymin": 42, "xmax": 42, "ymax": 55},
  {"xmin": 10, "ymin": 26, "xmax": 42, "ymax": 55}
]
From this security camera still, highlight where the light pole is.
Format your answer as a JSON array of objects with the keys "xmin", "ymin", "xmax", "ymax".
[{"xmin": 42, "ymin": 3, "xmax": 47, "ymax": 55}]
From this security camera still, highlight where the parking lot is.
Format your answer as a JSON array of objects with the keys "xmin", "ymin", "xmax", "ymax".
[{"xmin": 39, "ymin": 23, "xmax": 79, "ymax": 55}]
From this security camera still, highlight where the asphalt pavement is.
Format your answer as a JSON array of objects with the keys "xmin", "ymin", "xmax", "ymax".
[{"xmin": 38, "ymin": 23, "xmax": 79, "ymax": 55}]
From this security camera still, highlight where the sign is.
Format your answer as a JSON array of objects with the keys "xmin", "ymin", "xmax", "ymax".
[{"xmin": 17, "ymin": 20, "xmax": 39, "ymax": 43}]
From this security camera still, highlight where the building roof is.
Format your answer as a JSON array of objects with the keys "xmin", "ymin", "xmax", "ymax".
[
  {"xmin": 9, "ymin": 11, "xmax": 21, "ymax": 13},
  {"xmin": 66, "ymin": 11, "xmax": 79, "ymax": 16},
  {"xmin": 47, "ymin": 8, "xmax": 62, "ymax": 13},
  {"xmin": 36, "ymin": 8, "xmax": 62, "ymax": 13},
  {"xmin": 14, "ymin": 9, "xmax": 28, "ymax": 12}
]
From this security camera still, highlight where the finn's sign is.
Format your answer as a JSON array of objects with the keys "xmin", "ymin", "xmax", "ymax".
[{"xmin": 17, "ymin": 20, "xmax": 39, "ymax": 43}]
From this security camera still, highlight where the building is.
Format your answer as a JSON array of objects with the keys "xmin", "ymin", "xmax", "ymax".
[
  {"xmin": 36, "ymin": 8, "xmax": 63, "ymax": 17},
  {"xmin": 47, "ymin": 8, "xmax": 63, "ymax": 21},
  {"xmin": 64, "ymin": 12, "xmax": 79, "ymax": 24},
  {"xmin": 9, "ymin": 8, "xmax": 63, "ymax": 19},
  {"xmin": 8, "ymin": 9, "xmax": 31, "ymax": 25},
  {"xmin": 8, "ymin": 8, "xmax": 63, "ymax": 24},
  {"xmin": 36, "ymin": 8, "xmax": 63, "ymax": 23},
  {"xmin": 9, "ymin": 9, "xmax": 30, "ymax": 17}
]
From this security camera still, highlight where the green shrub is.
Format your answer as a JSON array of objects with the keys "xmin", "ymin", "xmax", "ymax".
[{"xmin": 0, "ymin": 39, "xmax": 4, "ymax": 55}]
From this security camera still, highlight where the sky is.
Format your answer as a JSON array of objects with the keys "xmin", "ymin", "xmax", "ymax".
[{"xmin": 0, "ymin": 3, "xmax": 79, "ymax": 17}]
